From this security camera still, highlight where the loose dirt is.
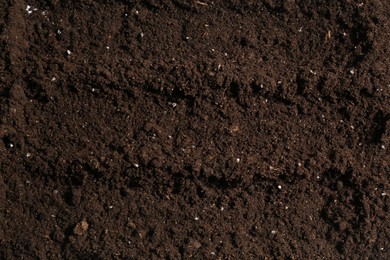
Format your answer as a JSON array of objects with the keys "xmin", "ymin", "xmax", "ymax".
[{"xmin": 1, "ymin": 0, "xmax": 389, "ymax": 259}]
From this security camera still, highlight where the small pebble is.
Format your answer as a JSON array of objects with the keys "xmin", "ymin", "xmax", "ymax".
[
  {"xmin": 73, "ymin": 220, "xmax": 89, "ymax": 236},
  {"xmin": 338, "ymin": 221, "xmax": 347, "ymax": 231}
]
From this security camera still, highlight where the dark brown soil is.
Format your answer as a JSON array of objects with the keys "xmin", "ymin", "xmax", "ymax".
[{"xmin": 1, "ymin": 0, "xmax": 389, "ymax": 259}]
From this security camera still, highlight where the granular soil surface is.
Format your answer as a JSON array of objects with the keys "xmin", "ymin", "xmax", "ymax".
[{"xmin": 1, "ymin": 0, "xmax": 389, "ymax": 259}]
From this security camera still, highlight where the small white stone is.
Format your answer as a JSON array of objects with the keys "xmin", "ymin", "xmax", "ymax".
[
  {"xmin": 26, "ymin": 5, "xmax": 33, "ymax": 14},
  {"xmin": 9, "ymin": 143, "xmax": 14, "ymax": 148},
  {"xmin": 381, "ymin": 192, "xmax": 387, "ymax": 196},
  {"xmin": 350, "ymin": 69, "xmax": 355, "ymax": 75},
  {"xmin": 57, "ymin": 29, "xmax": 61, "ymax": 34},
  {"xmin": 171, "ymin": 103, "xmax": 177, "ymax": 107},
  {"xmin": 211, "ymin": 48, "xmax": 215, "ymax": 52},
  {"xmin": 133, "ymin": 163, "xmax": 139, "ymax": 168},
  {"xmin": 297, "ymin": 162, "xmax": 302, "ymax": 167},
  {"xmin": 92, "ymin": 88, "xmax": 95, "ymax": 92},
  {"xmin": 67, "ymin": 50, "xmax": 72, "ymax": 55},
  {"xmin": 271, "ymin": 230, "xmax": 276, "ymax": 234},
  {"xmin": 140, "ymin": 32, "xmax": 144, "ymax": 38},
  {"xmin": 381, "ymin": 145, "xmax": 385, "ymax": 149},
  {"xmin": 194, "ymin": 217, "xmax": 199, "ymax": 221},
  {"xmin": 278, "ymin": 185, "xmax": 282, "ymax": 189},
  {"xmin": 106, "ymin": 46, "xmax": 110, "ymax": 49},
  {"xmin": 350, "ymin": 125, "xmax": 355, "ymax": 130},
  {"xmin": 26, "ymin": 153, "xmax": 31, "ymax": 158},
  {"xmin": 51, "ymin": 77, "xmax": 56, "ymax": 81},
  {"xmin": 236, "ymin": 158, "xmax": 240, "ymax": 163},
  {"xmin": 109, "ymin": 205, "xmax": 113, "ymax": 209},
  {"xmin": 220, "ymin": 207, "xmax": 224, "ymax": 211}
]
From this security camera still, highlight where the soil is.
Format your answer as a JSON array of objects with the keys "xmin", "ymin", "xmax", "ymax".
[{"xmin": 1, "ymin": 0, "xmax": 389, "ymax": 259}]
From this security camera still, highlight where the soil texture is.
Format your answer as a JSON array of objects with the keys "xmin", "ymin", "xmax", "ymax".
[{"xmin": 1, "ymin": 0, "xmax": 390, "ymax": 259}]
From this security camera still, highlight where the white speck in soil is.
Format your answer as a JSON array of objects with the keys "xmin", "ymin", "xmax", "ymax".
[
  {"xmin": 381, "ymin": 192, "xmax": 387, "ymax": 196},
  {"xmin": 26, "ymin": 5, "xmax": 33, "ymax": 14},
  {"xmin": 67, "ymin": 50, "xmax": 72, "ymax": 55},
  {"xmin": 271, "ymin": 230, "xmax": 276, "ymax": 234},
  {"xmin": 381, "ymin": 145, "xmax": 385, "ymax": 150},
  {"xmin": 236, "ymin": 158, "xmax": 240, "ymax": 163},
  {"xmin": 26, "ymin": 153, "xmax": 31, "ymax": 158},
  {"xmin": 194, "ymin": 217, "xmax": 199, "ymax": 221},
  {"xmin": 278, "ymin": 185, "xmax": 282, "ymax": 189}
]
